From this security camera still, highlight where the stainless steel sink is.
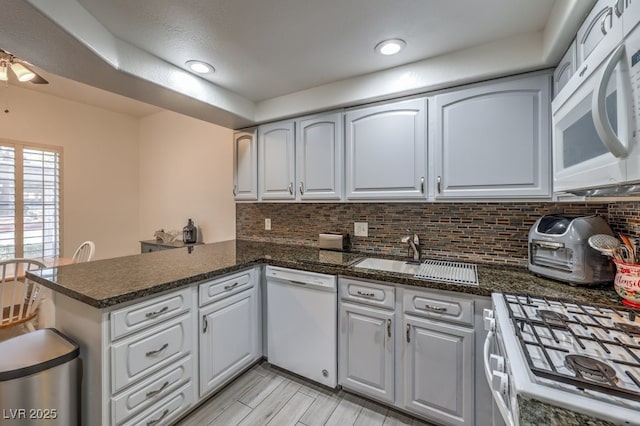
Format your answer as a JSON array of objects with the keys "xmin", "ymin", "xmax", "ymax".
[
  {"xmin": 353, "ymin": 257, "xmax": 479, "ymax": 286},
  {"xmin": 353, "ymin": 258, "xmax": 421, "ymax": 275}
]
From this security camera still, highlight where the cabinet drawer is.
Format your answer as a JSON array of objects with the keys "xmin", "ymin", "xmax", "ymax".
[
  {"xmin": 111, "ymin": 313, "xmax": 192, "ymax": 393},
  {"xmin": 199, "ymin": 269, "xmax": 255, "ymax": 307},
  {"xmin": 339, "ymin": 278, "xmax": 395, "ymax": 309},
  {"xmin": 112, "ymin": 355, "xmax": 193, "ymax": 425},
  {"xmin": 403, "ymin": 289, "xmax": 474, "ymax": 326},
  {"xmin": 121, "ymin": 380, "xmax": 194, "ymax": 426},
  {"xmin": 111, "ymin": 287, "xmax": 192, "ymax": 340}
]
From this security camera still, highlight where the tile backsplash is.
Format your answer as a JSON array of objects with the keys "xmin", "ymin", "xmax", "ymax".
[{"xmin": 235, "ymin": 202, "xmax": 632, "ymax": 266}]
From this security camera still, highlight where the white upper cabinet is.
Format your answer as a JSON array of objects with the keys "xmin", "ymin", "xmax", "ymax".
[
  {"xmin": 576, "ymin": 0, "xmax": 623, "ymax": 67},
  {"xmin": 433, "ymin": 73, "xmax": 551, "ymax": 199},
  {"xmin": 345, "ymin": 98, "xmax": 427, "ymax": 200},
  {"xmin": 233, "ymin": 128, "xmax": 258, "ymax": 201},
  {"xmin": 296, "ymin": 112, "xmax": 344, "ymax": 200},
  {"xmin": 553, "ymin": 39, "xmax": 577, "ymax": 97},
  {"xmin": 258, "ymin": 120, "xmax": 296, "ymax": 200}
]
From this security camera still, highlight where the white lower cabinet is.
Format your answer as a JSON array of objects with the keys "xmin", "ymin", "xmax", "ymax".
[
  {"xmin": 198, "ymin": 268, "xmax": 262, "ymax": 397},
  {"xmin": 339, "ymin": 301, "xmax": 395, "ymax": 403},
  {"xmin": 107, "ymin": 288, "xmax": 197, "ymax": 426},
  {"xmin": 338, "ymin": 278, "xmax": 477, "ymax": 426},
  {"xmin": 402, "ymin": 315, "xmax": 474, "ymax": 426}
]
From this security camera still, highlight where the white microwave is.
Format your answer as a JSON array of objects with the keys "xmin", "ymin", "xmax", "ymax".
[{"xmin": 552, "ymin": 2, "xmax": 640, "ymax": 194}]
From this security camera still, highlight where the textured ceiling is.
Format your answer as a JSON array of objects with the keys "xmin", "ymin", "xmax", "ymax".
[
  {"xmin": 3, "ymin": 0, "xmax": 594, "ymax": 126},
  {"xmin": 75, "ymin": 0, "xmax": 556, "ymax": 101}
]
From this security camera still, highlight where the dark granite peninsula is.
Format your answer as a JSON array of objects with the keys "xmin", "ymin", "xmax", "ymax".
[
  {"xmin": 29, "ymin": 239, "xmax": 620, "ymax": 308},
  {"xmin": 26, "ymin": 239, "xmax": 623, "ymax": 426}
]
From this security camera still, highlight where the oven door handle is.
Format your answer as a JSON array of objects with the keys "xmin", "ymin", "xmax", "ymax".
[
  {"xmin": 592, "ymin": 43, "xmax": 630, "ymax": 159},
  {"xmin": 484, "ymin": 330, "xmax": 516, "ymax": 426}
]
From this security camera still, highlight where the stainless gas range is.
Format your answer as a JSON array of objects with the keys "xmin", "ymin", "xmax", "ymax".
[{"xmin": 484, "ymin": 293, "xmax": 640, "ymax": 425}]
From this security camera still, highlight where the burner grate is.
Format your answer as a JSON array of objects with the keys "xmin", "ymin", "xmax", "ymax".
[{"xmin": 503, "ymin": 293, "xmax": 640, "ymax": 401}]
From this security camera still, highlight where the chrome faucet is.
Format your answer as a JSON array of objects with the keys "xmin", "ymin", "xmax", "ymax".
[{"xmin": 401, "ymin": 230, "xmax": 421, "ymax": 261}]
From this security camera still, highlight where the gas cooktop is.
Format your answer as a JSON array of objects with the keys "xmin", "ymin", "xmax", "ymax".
[{"xmin": 501, "ymin": 293, "xmax": 640, "ymax": 402}]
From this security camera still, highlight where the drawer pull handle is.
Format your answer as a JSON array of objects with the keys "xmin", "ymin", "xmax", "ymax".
[
  {"xmin": 356, "ymin": 290, "xmax": 375, "ymax": 297},
  {"xmin": 147, "ymin": 409, "xmax": 169, "ymax": 426},
  {"xmin": 406, "ymin": 324, "xmax": 411, "ymax": 343},
  {"xmin": 146, "ymin": 381, "xmax": 169, "ymax": 398},
  {"xmin": 387, "ymin": 318, "xmax": 392, "ymax": 338},
  {"xmin": 420, "ymin": 176, "xmax": 425, "ymax": 194},
  {"xmin": 203, "ymin": 315, "xmax": 208, "ymax": 333},
  {"xmin": 146, "ymin": 343, "xmax": 169, "ymax": 357},
  {"xmin": 224, "ymin": 282, "xmax": 239, "ymax": 291},
  {"xmin": 145, "ymin": 306, "xmax": 169, "ymax": 318},
  {"xmin": 423, "ymin": 305, "xmax": 447, "ymax": 313},
  {"xmin": 299, "ymin": 181, "xmax": 305, "ymax": 196},
  {"xmin": 288, "ymin": 182, "xmax": 294, "ymax": 195},
  {"xmin": 233, "ymin": 185, "xmax": 237, "ymax": 197}
]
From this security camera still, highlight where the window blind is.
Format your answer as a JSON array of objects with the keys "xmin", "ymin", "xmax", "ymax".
[{"xmin": 0, "ymin": 142, "xmax": 61, "ymax": 260}]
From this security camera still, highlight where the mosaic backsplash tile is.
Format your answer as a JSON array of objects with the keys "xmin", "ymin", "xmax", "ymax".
[{"xmin": 236, "ymin": 202, "xmax": 621, "ymax": 266}]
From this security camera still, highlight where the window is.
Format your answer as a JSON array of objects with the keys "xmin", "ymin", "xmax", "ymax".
[{"xmin": 0, "ymin": 141, "xmax": 62, "ymax": 259}]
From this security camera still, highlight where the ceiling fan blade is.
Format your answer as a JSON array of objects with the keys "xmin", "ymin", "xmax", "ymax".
[
  {"xmin": 29, "ymin": 74, "xmax": 49, "ymax": 84},
  {"xmin": 12, "ymin": 59, "xmax": 49, "ymax": 85}
]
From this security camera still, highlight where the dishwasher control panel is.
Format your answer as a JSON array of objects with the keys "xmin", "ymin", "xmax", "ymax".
[{"xmin": 265, "ymin": 266, "xmax": 337, "ymax": 291}]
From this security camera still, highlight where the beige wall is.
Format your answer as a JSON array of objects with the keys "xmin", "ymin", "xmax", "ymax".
[
  {"xmin": 139, "ymin": 111, "xmax": 235, "ymax": 243},
  {"xmin": 0, "ymin": 85, "xmax": 140, "ymax": 259}
]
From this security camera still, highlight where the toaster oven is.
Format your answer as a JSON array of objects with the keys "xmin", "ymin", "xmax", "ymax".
[{"xmin": 528, "ymin": 215, "xmax": 615, "ymax": 285}]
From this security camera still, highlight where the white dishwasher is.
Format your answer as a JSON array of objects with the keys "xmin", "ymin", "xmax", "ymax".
[{"xmin": 266, "ymin": 265, "xmax": 337, "ymax": 388}]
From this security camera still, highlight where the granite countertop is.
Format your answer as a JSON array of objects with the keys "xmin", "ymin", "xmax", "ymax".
[{"xmin": 28, "ymin": 239, "xmax": 622, "ymax": 309}]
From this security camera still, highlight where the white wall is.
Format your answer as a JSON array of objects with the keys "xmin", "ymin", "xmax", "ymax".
[
  {"xmin": 138, "ymin": 111, "xmax": 235, "ymax": 243},
  {"xmin": 0, "ymin": 85, "xmax": 140, "ymax": 259}
]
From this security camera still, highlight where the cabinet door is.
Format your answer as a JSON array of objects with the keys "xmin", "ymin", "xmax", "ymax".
[
  {"xmin": 233, "ymin": 128, "xmax": 258, "ymax": 200},
  {"xmin": 199, "ymin": 285, "xmax": 259, "ymax": 397},
  {"xmin": 296, "ymin": 112, "xmax": 343, "ymax": 200},
  {"xmin": 338, "ymin": 301, "xmax": 394, "ymax": 403},
  {"xmin": 402, "ymin": 315, "xmax": 474, "ymax": 426},
  {"xmin": 345, "ymin": 98, "xmax": 427, "ymax": 199},
  {"xmin": 259, "ymin": 120, "xmax": 295, "ymax": 200},
  {"xmin": 553, "ymin": 39, "xmax": 577, "ymax": 97},
  {"xmin": 576, "ymin": 0, "xmax": 622, "ymax": 66},
  {"xmin": 433, "ymin": 73, "xmax": 551, "ymax": 199}
]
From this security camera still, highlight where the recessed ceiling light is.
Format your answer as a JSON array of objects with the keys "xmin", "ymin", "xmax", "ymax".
[
  {"xmin": 374, "ymin": 39, "xmax": 406, "ymax": 56},
  {"xmin": 185, "ymin": 60, "xmax": 215, "ymax": 74}
]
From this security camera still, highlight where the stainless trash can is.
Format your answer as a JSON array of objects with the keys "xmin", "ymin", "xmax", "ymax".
[{"xmin": 0, "ymin": 329, "xmax": 80, "ymax": 425}]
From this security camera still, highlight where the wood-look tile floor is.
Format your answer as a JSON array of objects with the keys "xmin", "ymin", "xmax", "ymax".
[{"xmin": 176, "ymin": 362, "xmax": 436, "ymax": 426}]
